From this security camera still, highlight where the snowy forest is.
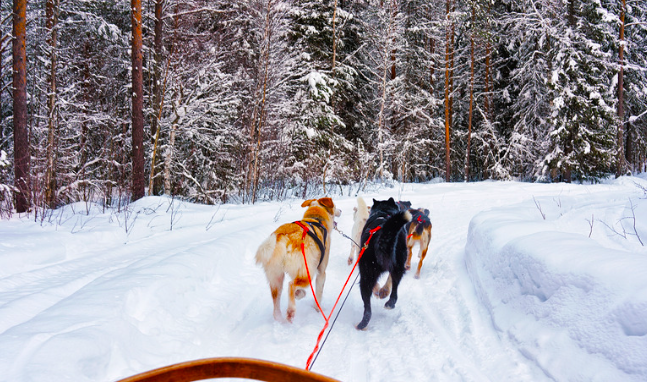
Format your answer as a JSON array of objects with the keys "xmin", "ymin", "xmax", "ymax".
[{"xmin": 1, "ymin": 0, "xmax": 647, "ymax": 214}]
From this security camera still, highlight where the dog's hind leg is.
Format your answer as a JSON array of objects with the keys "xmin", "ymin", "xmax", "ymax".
[
  {"xmin": 384, "ymin": 270, "xmax": 403, "ymax": 310},
  {"xmin": 287, "ymin": 277, "xmax": 309, "ymax": 323},
  {"xmin": 374, "ymin": 275, "xmax": 392, "ymax": 299},
  {"xmin": 269, "ymin": 272, "xmax": 285, "ymax": 322},
  {"xmin": 414, "ymin": 241, "xmax": 429, "ymax": 279},
  {"xmin": 405, "ymin": 241, "xmax": 414, "ymax": 271},
  {"xmin": 357, "ymin": 270, "xmax": 379, "ymax": 330},
  {"xmin": 314, "ymin": 270, "xmax": 326, "ymax": 312}
]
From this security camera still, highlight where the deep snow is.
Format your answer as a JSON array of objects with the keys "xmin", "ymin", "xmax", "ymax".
[{"xmin": 0, "ymin": 178, "xmax": 646, "ymax": 382}]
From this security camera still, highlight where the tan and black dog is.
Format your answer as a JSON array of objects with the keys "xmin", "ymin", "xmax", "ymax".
[
  {"xmin": 405, "ymin": 208, "xmax": 432, "ymax": 279},
  {"xmin": 255, "ymin": 197, "xmax": 341, "ymax": 323}
]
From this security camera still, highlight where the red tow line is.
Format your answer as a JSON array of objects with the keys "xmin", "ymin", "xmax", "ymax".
[{"xmin": 295, "ymin": 221, "xmax": 381, "ymax": 370}]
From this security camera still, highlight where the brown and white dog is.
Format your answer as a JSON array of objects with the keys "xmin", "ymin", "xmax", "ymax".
[
  {"xmin": 255, "ymin": 197, "xmax": 341, "ymax": 323},
  {"xmin": 347, "ymin": 196, "xmax": 370, "ymax": 266}
]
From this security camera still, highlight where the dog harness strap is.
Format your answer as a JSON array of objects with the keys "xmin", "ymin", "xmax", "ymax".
[
  {"xmin": 294, "ymin": 220, "xmax": 327, "ymax": 267},
  {"xmin": 304, "ymin": 221, "xmax": 327, "ymax": 267}
]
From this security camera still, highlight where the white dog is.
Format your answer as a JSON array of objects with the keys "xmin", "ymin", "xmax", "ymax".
[
  {"xmin": 255, "ymin": 198, "xmax": 341, "ymax": 322},
  {"xmin": 348, "ymin": 196, "xmax": 370, "ymax": 265}
]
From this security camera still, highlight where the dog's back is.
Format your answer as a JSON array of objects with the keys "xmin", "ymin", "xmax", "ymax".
[
  {"xmin": 372, "ymin": 210, "xmax": 412, "ymax": 270},
  {"xmin": 409, "ymin": 209, "xmax": 431, "ymax": 237}
]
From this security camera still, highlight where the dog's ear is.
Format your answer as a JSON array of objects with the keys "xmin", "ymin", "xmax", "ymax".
[
  {"xmin": 423, "ymin": 208, "xmax": 430, "ymax": 216},
  {"xmin": 301, "ymin": 199, "xmax": 316, "ymax": 208},
  {"xmin": 317, "ymin": 197, "xmax": 334, "ymax": 209}
]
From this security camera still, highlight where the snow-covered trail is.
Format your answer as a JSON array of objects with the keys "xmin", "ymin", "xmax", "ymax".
[{"xmin": 0, "ymin": 181, "xmax": 625, "ymax": 381}]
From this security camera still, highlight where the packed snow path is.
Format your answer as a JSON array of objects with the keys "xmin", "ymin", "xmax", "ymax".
[{"xmin": 0, "ymin": 180, "xmax": 645, "ymax": 381}]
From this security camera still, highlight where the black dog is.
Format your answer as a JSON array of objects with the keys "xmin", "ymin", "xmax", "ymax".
[{"xmin": 356, "ymin": 198, "xmax": 411, "ymax": 330}]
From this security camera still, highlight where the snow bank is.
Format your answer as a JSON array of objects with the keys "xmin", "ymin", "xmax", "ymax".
[{"xmin": 465, "ymin": 185, "xmax": 647, "ymax": 382}]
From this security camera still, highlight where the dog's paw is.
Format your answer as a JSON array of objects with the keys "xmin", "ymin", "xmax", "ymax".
[
  {"xmin": 384, "ymin": 300, "xmax": 396, "ymax": 310},
  {"xmin": 378, "ymin": 287, "xmax": 390, "ymax": 299},
  {"xmin": 405, "ymin": 263, "xmax": 411, "ymax": 271},
  {"xmin": 372, "ymin": 283, "xmax": 382, "ymax": 297},
  {"xmin": 295, "ymin": 289, "xmax": 306, "ymax": 300},
  {"xmin": 286, "ymin": 308, "xmax": 296, "ymax": 323},
  {"xmin": 347, "ymin": 256, "xmax": 354, "ymax": 266}
]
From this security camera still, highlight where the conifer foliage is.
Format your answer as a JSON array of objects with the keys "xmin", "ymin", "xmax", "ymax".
[{"xmin": 1, "ymin": 0, "xmax": 646, "ymax": 212}]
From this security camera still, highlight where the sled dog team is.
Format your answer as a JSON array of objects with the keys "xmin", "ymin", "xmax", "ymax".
[{"xmin": 255, "ymin": 196, "xmax": 432, "ymax": 330}]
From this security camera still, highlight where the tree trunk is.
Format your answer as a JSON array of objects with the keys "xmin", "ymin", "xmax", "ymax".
[
  {"xmin": 616, "ymin": 0, "xmax": 626, "ymax": 177},
  {"xmin": 247, "ymin": 0, "xmax": 273, "ymax": 204},
  {"xmin": 152, "ymin": 0, "xmax": 164, "ymax": 138},
  {"xmin": 484, "ymin": 42, "xmax": 492, "ymax": 122},
  {"xmin": 164, "ymin": 87, "xmax": 182, "ymax": 196},
  {"xmin": 330, "ymin": 0, "xmax": 338, "ymax": 110},
  {"xmin": 150, "ymin": 0, "xmax": 165, "ymax": 195},
  {"xmin": 13, "ymin": 0, "xmax": 30, "ymax": 213},
  {"xmin": 625, "ymin": 122, "xmax": 633, "ymax": 170},
  {"xmin": 131, "ymin": 0, "xmax": 145, "ymax": 201},
  {"xmin": 376, "ymin": 1, "xmax": 394, "ymax": 180},
  {"xmin": 568, "ymin": 0, "xmax": 576, "ymax": 27},
  {"xmin": 429, "ymin": 37, "xmax": 434, "ymax": 92},
  {"xmin": 448, "ymin": 1, "xmax": 455, "ymax": 130},
  {"xmin": 44, "ymin": 0, "xmax": 59, "ymax": 208},
  {"xmin": 390, "ymin": 0, "xmax": 397, "ymax": 81},
  {"xmin": 483, "ymin": 1, "xmax": 492, "ymax": 124},
  {"xmin": 443, "ymin": 0, "xmax": 452, "ymax": 182},
  {"xmin": 466, "ymin": 6, "xmax": 475, "ymax": 182}
]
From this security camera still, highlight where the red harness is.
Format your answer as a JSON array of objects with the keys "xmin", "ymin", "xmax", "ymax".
[
  {"xmin": 407, "ymin": 215, "xmax": 425, "ymax": 239},
  {"xmin": 296, "ymin": 221, "xmax": 382, "ymax": 370}
]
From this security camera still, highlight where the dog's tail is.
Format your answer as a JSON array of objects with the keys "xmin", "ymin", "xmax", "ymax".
[
  {"xmin": 255, "ymin": 234, "xmax": 276, "ymax": 266},
  {"xmin": 375, "ymin": 210, "xmax": 412, "ymax": 267},
  {"xmin": 357, "ymin": 196, "xmax": 367, "ymax": 213}
]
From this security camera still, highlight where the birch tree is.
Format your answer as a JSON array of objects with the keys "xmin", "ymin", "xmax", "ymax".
[{"xmin": 358, "ymin": 0, "xmax": 406, "ymax": 181}]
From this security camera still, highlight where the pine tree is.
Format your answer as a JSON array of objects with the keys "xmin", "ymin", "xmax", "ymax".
[
  {"xmin": 619, "ymin": 0, "xmax": 647, "ymax": 172},
  {"xmin": 542, "ymin": 0, "xmax": 618, "ymax": 182},
  {"xmin": 12, "ymin": 0, "xmax": 30, "ymax": 212},
  {"xmin": 495, "ymin": 0, "xmax": 556, "ymax": 180},
  {"xmin": 131, "ymin": 0, "xmax": 145, "ymax": 200}
]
